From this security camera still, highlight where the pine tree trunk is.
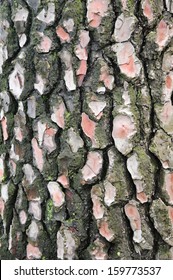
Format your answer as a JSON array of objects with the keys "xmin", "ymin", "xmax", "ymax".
[{"xmin": 0, "ymin": 0, "xmax": 173, "ymax": 260}]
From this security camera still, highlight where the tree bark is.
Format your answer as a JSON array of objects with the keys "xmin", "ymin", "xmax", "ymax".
[{"xmin": 0, "ymin": 0, "xmax": 173, "ymax": 260}]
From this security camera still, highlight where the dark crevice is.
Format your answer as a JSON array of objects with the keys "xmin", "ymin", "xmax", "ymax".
[
  {"xmin": 22, "ymin": 0, "xmax": 33, "ymax": 47},
  {"xmin": 82, "ymin": 0, "xmax": 87, "ymax": 27},
  {"xmin": 78, "ymin": 86, "xmax": 90, "ymax": 165},
  {"xmin": 107, "ymin": 56, "xmax": 123, "ymax": 87},
  {"xmin": 54, "ymin": 0, "xmax": 67, "ymax": 27},
  {"xmin": 150, "ymin": 153, "xmax": 162, "ymax": 200},
  {"xmin": 77, "ymin": 194, "xmax": 93, "ymax": 259},
  {"xmin": 9, "ymin": 208, "xmax": 27, "ymax": 259},
  {"xmin": 135, "ymin": 88, "xmax": 146, "ymax": 141},
  {"xmin": 135, "ymin": 0, "xmax": 141, "ymax": 13},
  {"xmin": 163, "ymin": 0, "xmax": 168, "ymax": 11},
  {"xmin": 144, "ymin": 202, "xmax": 162, "ymax": 259},
  {"xmin": 5, "ymin": 182, "xmax": 19, "ymax": 237},
  {"xmin": 171, "ymin": 91, "xmax": 173, "ymax": 105}
]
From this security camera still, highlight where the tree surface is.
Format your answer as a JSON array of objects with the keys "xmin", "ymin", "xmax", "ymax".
[{"xmin": 0, "ymin": 0, "xmax": 173, "ymax": 260}]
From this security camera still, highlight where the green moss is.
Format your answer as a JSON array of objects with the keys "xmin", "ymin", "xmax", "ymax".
[
  {"xmin": 63, "ymin": 0, "xmax": 84, "ymax": 28},
  {"xmin": 113, "ymin": 88, "xmax": 123, "ymax": 108},
  {"xmin": 64, "ymin": 111, "xmax": 72, "ymax": 128},
  {"xmin": 156, "ymin": 244, "xmax": 172, "ymax": 260},
  {"xmin": 6, "ymin": 112, "xmax": 14, "ymax": 125},
  {"xmin": 136, "ymin": 147, "xmax": 155, "ymax": 175},
  {"xmin": 151, "ymin": 200, "xmax": 172, "ymax": 237},
  {"xmin": 46, "ymin": 199, "xmax": 54, "ymax": 221},
  {"xmin": 13, "ymin": 163, "xmax": 24, "ymax": 185},
  {"xmin": 107, "ymin": 149, "xmax": 130, "ymax": 201},
  {"xmin": 127, "ymin": 0, "xmax": 136, "ymax": 13},
  {"xmin": 7, "ymin": 27, "xmax": 19, "ymax": 58},
  {"xmin": 12, "ymin": 0, "xmax": 19, "ymax": 9},
  {"xmin": 0, "ymin": 144, "xmax": 7, "ymax": 155},
  {"xmin": 43, "ymin": 159, "xmax": 58, "ymax": 181},
  {"xmin": 3, "ymin": 182, "xmax": 16, "ymax": 231},
  {"xmin": 95, "ymin": 123, "xmax": 111, "ymax": 149},
  {"xmin": 30, "ymin": 31, "xmax": 40, "ymax": 47},
  {"xmin": 0, "ymin": 130, "xmax": 2, "ymax": 145},
  {"xmin": 0, "ymin": 236, "xmax": 15, "ymax": 259},
  {"xmin": 147, "ymin": 31, "xmax": 156, "ymax": 41},
  {"xmin": 95, "ymin": 11, "xmax": 115, "ymax": 47},
  {"xmin": 0, "ymin": 79, "xmax": 7, "ymax": 92},
  {"xmin": 0, "ymin": 170, "xmax": 7, "ymax": 183},
  {"xmin": 128, "ymin": 86, "xmax": 140, "ymax": 120}
]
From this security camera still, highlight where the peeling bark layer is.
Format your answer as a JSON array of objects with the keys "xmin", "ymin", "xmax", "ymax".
[{"xmin": 1, "ymin": 0, "xmax": 173, "ymax": 260}]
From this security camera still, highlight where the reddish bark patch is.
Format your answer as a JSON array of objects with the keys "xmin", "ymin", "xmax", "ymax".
[
  {"xmin": 164, "ymin": 173, "xmax": 173, "ymax": 203},
  {"xmin": 56, "ymin": 26, "xmax": 70, "ymax": 42},
  {"xmin": 31, "ymin": 138, "xmax": 44, "ymax": 172},
  {"xmin": 79, "ymin": 30, "xmax": 90, "ymax": 48},
  {"xmin": 89, "ymin": 14, "xmax": 101, "ymax": 28},
  {"xmin": 87, "ymin": 0, "xmax": 109, "ymax": 28},
  {"xmin": 75, "ymin": 45, "xmax": 88, "ymax": 60},
  {"xmin": 93, "ymin": 198, "xmax": 104, "ymax": 219},
  {"xmin": 77, "ymin": 75, "xmax": 85, "ymax": 87},
  {"xmin": 120, "ymin": 56, "xmax": 136, "ymax": 78},
  {"xmin": 27, "ymin": 243, "xmax": 42, "ymax": 259},
  {"xmin": 165, "ymin": 75, "xmax": 172, "ymax": 90},
  {"xmin": 1, "ymin": 117, "xmax": 8, "ymax": 141},
  {"xmin": 77, "ymin": 60, "xmax": 87, "ymax": 86},
  {"xmin": 142, "ymin": 0, "xmax": 153, "ymax": 22},
  {"xmin": 115, "ymin": 42, "xmax": 141, "ymax": 78},
  {"xmin": 168, "ymin": 206, "xmax": 173, "ymax": 224},
  {"xmin": 112, "ymin": 115, "xmax": 135, "ymax": 139},
  {"xmin": 0, "ymin": 169, "xmax": 3, "ymax": 178},
  {"xmin": 81, "ymin": 151, "xmax": 103, "ymax": 183},
  {"xmin": 137, "ymin": 192, "xmax": 148, "ymax": 204},
  {"xmin": 51, "ymin": 102, "xmax": 65, "ymax": 129},
  {"xmin": 81, "ymin": 113, "xmax": 96, "ymax": 143},
  {"xmin": 156, "ymin": 20, "xmax": 169, "ymax": 49},
  {"xmin": 57, "ymin": 174, "xmax": 69, "ymax": 189},
  {"xmin": 77, "ymin": 60, "xmax": 87, "ymax": 75},
  {"xmin": 39, "ymin": 35, "xmax": 52, "ymax": 53},
  {"xmin": 100, "ymin": 66, "xmax": 114, "ymax": 90},
  {"xmin": 124, "ymin": 203, "xmax": 141, "ymax": 230},
  {"xmin": 98, "ymin": 220, "xmax": 114, "ymax": 241},
  {"xmin": 44, "ymin": 127, "xmax": 55, "ymax": 136},
  {"xmin": 43, "ymin": 127, "xmax": 57, "ymax": 153}
]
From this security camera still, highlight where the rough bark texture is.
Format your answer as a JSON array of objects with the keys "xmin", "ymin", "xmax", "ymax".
[{"xmin": 1, "ymin": 0, "xmax": 173, "ymax": 260}]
